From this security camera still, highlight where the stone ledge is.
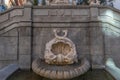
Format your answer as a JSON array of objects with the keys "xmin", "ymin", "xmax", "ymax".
[
  {"xmin": 0, "ymin": 22, "xmax": 31, "ymax": 35},
  {"xmin": 0, "ymin": 7, "xmax": 24, "ymax": 15},
  {"xmin": 33, "ymin": 5, "xmax": 90, "ymax": 9},
  {"xmin": 105, "ymin": 58, "xmax": 120, "ymax": 80},
  {"xmin": 0, "ymin": 64, "xmax": 19, "ymax": 80},
  {"xmin": 98, "ymin": 6, "xmax": 120, "ymax": 14}
]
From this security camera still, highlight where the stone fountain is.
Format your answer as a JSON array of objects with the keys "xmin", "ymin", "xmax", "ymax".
[{"xmin": 32, "ymin": 29, "xmax": 90, "ymax": 80}]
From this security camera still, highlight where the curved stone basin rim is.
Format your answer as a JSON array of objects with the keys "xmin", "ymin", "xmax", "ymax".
[{"xmin": 32, "ymin": 58, "xmax": 90, "ymax": 80}]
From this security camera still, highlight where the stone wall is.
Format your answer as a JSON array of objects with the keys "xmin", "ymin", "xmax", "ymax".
[
  {"xmin": 99, "ymin": 7, "xmax": 120, "ymax": 68},
  {"xmin": 0, "ymin": 6, "xmax": 32, "ymax": 69},
  {"xmin": 0, "ymin": 5, "xmax": 120, "ymax": 69}
]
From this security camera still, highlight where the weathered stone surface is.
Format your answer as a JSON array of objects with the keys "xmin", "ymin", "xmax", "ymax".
[
  {"xmin": 89, "ymin": 25, "xmax": 105, "ymax": 69},
  {"xmin": 90, "ymin": 27, "xmax": 104, "ymax": 55},
  {"xmin": 23, "ymin": 7, "xmax": 32, "ymax": 20},
  {"xmin": 0, "ymin": 37, "xmax": 18, "ymax": 60},
  {"xmin": 64, "ymin": 9, "xmax": 72, "ymax": 15},
  {"xmin": 57, "ymin": 9, "xmax": 65, "ymax": 16},
  {"xmin": 19, "ymin": 37, "xmax": 31, "ymax": 55},
  {"xmin": 32, "ymin": 27, "xmax": 90, "ymax": 65},
  {"xmin": 0, "ymin": 13, "xmax": 9, "ymax": 23},
  {"xmin": 33, "ymin": 9, "xmax": 49, "ymax": 16},
  {"xmin": 10, "ymin": 9, "xmax": 23, "ymax": 18},
  {"xmin": 57, "ymin": 71, "xmax": 63, "ymax": 79},
  {"xmin": 49, "ymin": 9, "xmax": 57, "ymax": 16},
  {"xmin": 19, "ymin": 55, "xmax": 31, "ymax": 69},
  {"xmin": 33, "ymin": 23, "xmax": 89, "ymax": 28},
  {"xmin": 0, "ymin": 6, "xmax": 120, "ymax": 70},
  {"xmin": 44, "ymin": 70, "xmax": 51, "ymax": 79},
  {"xmin": 33, "ymin": 16, "xmax": 89, "ymax": 22},
  {"xmin": 72, "ymin": 9, "xmax": 89, "ymax": 16},
  {"xmin": 91, "ymin": 54, "xmax": 104, "ymax": 68},
  {"xmin": 18, "ymin": 27, "xmax": 31, "ymax": 36},
  {"xmin": 0, "ymin": 37, "xmax": 17, "ymax": 46},
  {"xmin": 1, "ymin": 28, "xmax": 18, "ymax": 37},
  {"xmin": 90, "ymin": 7, "xmax": 99, "ymax": 17},
  {"xmin": 50, "ymin": 71, "xmax": 57, "ymax": 79},
  {"xmin": 39, "ymin": 69, "xmax": 46, "ymax": 76},
  {"xmin": 33, "ymin": 45, "xmax": 43, "ymax": 59},
  {"xmin": 79, "ymin": 9, "xmax": 90, "ymax": 16},
  {"xmin": 32, "ymin": 58, "xmax": 90, "ymax": 80},
  {"xmin": 0, "ymin": 55, "xmax": 17, "ymax": 61}
]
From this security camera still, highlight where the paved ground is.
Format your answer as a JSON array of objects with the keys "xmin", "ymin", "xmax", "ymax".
[{"xmin": 7, "ymin": 69, "xmax": 115, "ymax": 80}]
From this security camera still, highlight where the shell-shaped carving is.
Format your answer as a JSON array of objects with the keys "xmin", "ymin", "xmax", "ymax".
[
  {"xmin": 44, "ymin": 29, "xmax": 78, "ymax": 65},
  {"xmin": 51, "ymin": 42, "xmax": 71, "ymax": 55}
]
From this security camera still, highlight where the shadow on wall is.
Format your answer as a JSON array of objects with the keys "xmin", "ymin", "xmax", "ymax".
[{"xmin": 106, "ymin": 58, "xmax": 120, "ymax": 80}]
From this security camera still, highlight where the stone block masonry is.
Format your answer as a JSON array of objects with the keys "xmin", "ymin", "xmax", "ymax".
[{"xmin": 0, "ymin": 5, "xmax": 120, "ymax": 69}]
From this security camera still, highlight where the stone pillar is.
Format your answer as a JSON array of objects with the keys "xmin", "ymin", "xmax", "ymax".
[
  {"xmin": 90, "ymin": 6, "xmax": 105, "ymax": 69},
  {"xmin": 18, "ymin": 6, "xmax": 32, "ymax": 69}
]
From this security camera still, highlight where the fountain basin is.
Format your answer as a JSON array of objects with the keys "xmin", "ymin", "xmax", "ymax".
[{"xmin": 32, "ymin": 58, "xmax": 90, "ymax": 80}]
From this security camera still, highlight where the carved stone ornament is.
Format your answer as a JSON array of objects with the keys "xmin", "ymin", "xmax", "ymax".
[
  {"xmin": 44, "ymin": 29, "xmax": 78, "ymax": 65},
  {"xmin": 46, "ymin": 0, "xmax": 76, "ymax": 5},
  {"xmin": 88, "ymin": 0, "xmax": 100, "ymax": 6},
  {"xmin": 32, "ymin": 29, "xmax": 90, "ymax": 80}
]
